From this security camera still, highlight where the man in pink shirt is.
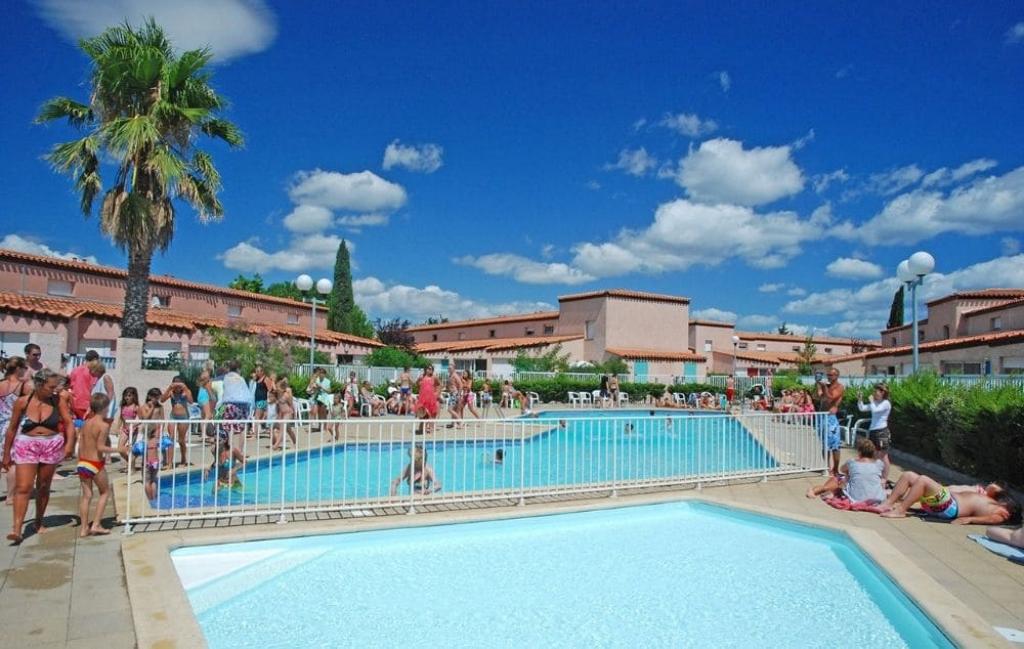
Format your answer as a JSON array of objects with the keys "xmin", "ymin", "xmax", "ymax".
[{"xmin": 67, "ymin": 350, "xmax": 100, "ymax": 420}]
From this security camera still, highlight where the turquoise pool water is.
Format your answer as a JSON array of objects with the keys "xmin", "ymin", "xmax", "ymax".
[
  {"xmin": 172, "ymin": 501, "xmax": 954, "ymax": 648},
  {"xmin": 156, "ymin": 410, "xmax": 774, "ymax": 509}
]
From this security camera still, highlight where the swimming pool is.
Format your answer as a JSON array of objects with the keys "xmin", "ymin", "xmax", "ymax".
[
  {"xmin": 171, "ymin": 501, "xmax": 954, "ymax": 648},
  {"xmin": 154, "ymin": 410, "xmax": 776, "ymax": 509}
]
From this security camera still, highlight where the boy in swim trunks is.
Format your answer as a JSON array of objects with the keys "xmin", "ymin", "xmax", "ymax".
[
  {"xmin": 879, "ymin": 471, "xmax": 1021, "ymax": 525},
  {"xmin": 77, "ymin": 393, "xmax": 124, "ymax": 536}
]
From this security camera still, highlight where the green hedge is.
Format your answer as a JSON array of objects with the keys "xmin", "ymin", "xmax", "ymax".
[{"xmin": 838, "ymin": 374, "xmax": 1024, "ymax": 488}]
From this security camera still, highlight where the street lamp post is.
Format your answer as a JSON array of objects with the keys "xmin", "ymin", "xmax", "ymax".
[
  {"xmin": 896, "ymin": 251, "xmax": 935, "ymax": 374},
  {"xmin": 295, "ymin": 274, "xmax": 333, "ymax": 368},
  {"xmin": 731, "ymin": 335, "xmax": 740, "ymax": 378}
]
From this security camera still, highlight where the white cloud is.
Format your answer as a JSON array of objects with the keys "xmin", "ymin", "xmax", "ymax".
[
  {"xmin": 826, "ymin": 257, "xmax": 884, "ymax": 280},
  {"xmin": 571, "ymin": 199, "xmax": 825, "ymax": 277},
  {"xmin": 0, "ymin": 234, "xmax": 97, "ymax": 264},
  {"xmin": 632, "ymin": 118, "xmax": 647, "ymax": 132},
  {"xmin": 220, "ymin": 235, "xmax": 352, "ymax": 273},
  {"xmin": 354, "ymin": 277, "xmax": 554, "ymax": 321},
  {"xmin": 828, "ymin": 319, "xmax": 886, "ymax": 339},
  {"xmin": 737, "ymin": 314, "xmax": 779, "ymax": 330},
  {"xmin": 787, "ymin": 287, "xmax": 807, "ymax": 297},
  {"xmin": 718, "ymin": 71, "xmax": 731, "ymax": 92},
  {"xmin": 381, "ymin": 140, "xmax": 444, "ymax": 173},
  {"xmin": 337, "ymin": 213, "xmax": 389, "ymax": 229},
  {"xmin": 920, "ymin": 158, "xmax": 998, "ymax": 188},
  {"xmin": 692, "ymin": 307, "xmax": 737, "ymax": 323},
  {"xmin": 288, "ymin": 169, "xmax": 407, "ymax": 213},
  {"xmin": 865, "ymin": 164, "xmax": 924, "ymax": 195},
  {"xmin": 758, "ymin": 283, "xmax": 785, "ymax": 293},
  {"xmin": 659, "ymin": 113, "xmax": 718, "ymax": 138},
  {"xmin": 856, "ymin": 166, "xmax": 1024, "ymax": 244},
  {"xmin": 605, "ymin": 148, "xmax": 658, "ymax": 176},
  {"xmin": 33, "ymin": 0, "xmax": 276, "ymax": 62},
  {"xmin": 1002, "ymin": 237, "xmax": 1021, "ymax": 256},
  {"xmin": 791, "ymin": 129, "xmax": 815, "ymax": 150},
  {"xmin": 1006, "ymin": 22, "xmax": 1024, "ymax": 44},
  {"xmin": 282, "ymin": 204, "xmax": 333, "ymax": 234},
  {"xmin": 455, "ymin": 254, "xmax": 595, "ymax": 285},
  {"xmin": 676, "ymin": 138, "xmax": 805, "ymax": 206},
  {"xmin": 585, "ymin": 180, "xmax": 601, "ymax": 190},
  {"xmin": 813, "ymin": 169, "xmax": 849, "ymax": 193},
  {"xmin": 783, "ymin": 254, "xmax": 1024, "ymax": 317}
]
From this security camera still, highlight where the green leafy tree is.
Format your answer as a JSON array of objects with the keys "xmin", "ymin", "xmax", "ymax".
[
  {"xmin": 349, "ymin": 304, "xmax": 376, "ymax": 339},
  {"xmin": 796, "ymin": 336, "xmax": 817, "ymax": 374},
  {"xmin": 887, "ymin": 286, "xmax": 905, "ymax": 329},
  {"xmin": 364, "ymin": 346, "xmax": 431, "ymax": 369},
  {"xmin": 328, "ymin": 240, "xmax": 355, "ymax": 333},
  {"xmin": 264, "ymin": 280, "xmax": 303, "ymax": 300},
  {"xmin": 37, "ymin": 19, "xmax": 243, "ymax": 338},
  {"xmin": 229, "ymin": 273, "xmax": 264, "ymax": 293},
  {"xmin": 777, "ymin": 322, "xmax": 792, "ymax": 335}
]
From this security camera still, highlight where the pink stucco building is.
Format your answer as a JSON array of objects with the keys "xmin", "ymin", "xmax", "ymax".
[{"xmin": 0, "ymin": 248, "xmax": 380, "ymax": 369}]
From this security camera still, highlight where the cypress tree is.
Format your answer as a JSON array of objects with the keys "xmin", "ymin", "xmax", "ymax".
[
  {"xmin": 886, "ymin": 286, "xmax": 905, "ymax": 329},
  {"xmin": 328, "ymin": 240, "xmax": 355, "ymax": 333}
]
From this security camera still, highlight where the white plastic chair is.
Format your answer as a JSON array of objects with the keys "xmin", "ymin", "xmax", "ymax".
[
  {"xmin": 294, "ymin": 398, "xmax": 311, "ymax": 421},
  {"xmin": 527, "ymin": 391, "xmax": 541, "ymax": 409},
  {"xmin": 579, "ymin": 391, "xmax": 593, "ymax": 406},
  {"xmin": 618, "ymin": 392, "xmax": 629, "ymax": 405},
  {"xmin": 568, "ymin": 391, "xmax": 581, "ymax": 408},
  {"xmin": 673, "ymin": 392, "xmax": 687, "ymax": 406},
  {"xmin": 359, "ymin": 396, "xmax": 373, "ymax": 417},
  {"xmin": 593, "ymin": 390, "xmax": 608, "ymax": 407}
]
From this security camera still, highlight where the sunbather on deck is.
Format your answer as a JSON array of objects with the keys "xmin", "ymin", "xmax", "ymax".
[
  {"xmin": 985, "ymin": 525, "xmax": 1024, "ymax": 549},
  {"xmin": 879, "ymin": 472, "xmax": 1021, "ymax": 525}
]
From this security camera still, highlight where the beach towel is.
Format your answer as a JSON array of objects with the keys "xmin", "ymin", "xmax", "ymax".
[
  {"xmin": 968, "ymin": 534, "xmax": 1024, "ymax": 565},
  {"xmin": 823, "ymin": 496, "xmax": 886, "ymax": 514}
]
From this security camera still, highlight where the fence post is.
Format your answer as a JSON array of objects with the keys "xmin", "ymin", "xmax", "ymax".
[
  {"xmin": 277, "ymin": 429, "xmax": 288, "ymax": 524},
  {"xmin": 518, "ymin": 419, "xmax": 526, "ymax": 506}
]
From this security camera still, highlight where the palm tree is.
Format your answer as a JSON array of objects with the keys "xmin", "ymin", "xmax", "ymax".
[{"xmin": 36, "ymin": 19, "xmax": 243, "ymax": 338}]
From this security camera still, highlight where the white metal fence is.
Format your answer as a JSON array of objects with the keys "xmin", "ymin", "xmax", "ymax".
[{"xmin": 120, "ymin": 411, "xmax": 829, "ymax": 531}]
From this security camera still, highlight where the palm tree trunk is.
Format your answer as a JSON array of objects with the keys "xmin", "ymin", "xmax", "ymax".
[{"xmin": 122, "ymin": 246, "xmax": 152, "ymax": 339}]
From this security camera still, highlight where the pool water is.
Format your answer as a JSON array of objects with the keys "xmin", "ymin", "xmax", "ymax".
[
  {"xmin": 172, "ymin": 501, "xmax": 954, "ymax": 648},
  {"xmin": 155, "ymin": 410, "xmax": 774, "ymax": 509}
]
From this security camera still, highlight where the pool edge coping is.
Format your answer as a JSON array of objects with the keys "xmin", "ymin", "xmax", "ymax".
[{"xmin": 121, "ymin": 490, "xmax": 1005, "ymax": 649}]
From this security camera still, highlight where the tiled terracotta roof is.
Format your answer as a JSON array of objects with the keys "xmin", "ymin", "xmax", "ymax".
[
  {"xmin": 961, "ymin": 297, "xmax": 1024, "ymax": 319},
  {"xmin": 406, "ymin": 311, "xmax": 560, "ymax": 332},
  {"xmin": 0, "ymin": 291, "xmax": 381, "ymax": 347},
  {"xmin": 558, "ymin": 289, "xmax": 689, "ymax": 305},
  {"xmin": 605, "ymin": 347, "xmax": 706, "ymax": 362},
  {"xmin": 688, "ymin": 319, "xmax": 734, "ymax": 328},
  {"xmin": 926, "ymin": 289, "xmax": 1024, "ymax": 307},
  {"xmin": 832, "ymin": 328, "xmax": 1024, "ymax": 360},
  {"xmin": 415, "ymin": 334, "xmax": 581, "ymax": 355},
  {"xmin": 0, "ymin": 248, "xmax": 322, "ymax": 312},
  {"xmin": 735, "ymin": 330, "xmax": 881, "ymax": 347}
]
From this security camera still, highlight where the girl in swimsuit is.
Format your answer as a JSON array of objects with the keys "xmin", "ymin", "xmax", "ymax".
[
  {"xmin": 140, "ymin": 388, "xmax": 169, "ymax": 468},
  {"xmin": 271, "ymin": 378, "xmax": 297, "ymax": 450},
  {"xmin": 0, "ymin": 356, "xmax": 31, "ymax": 504},
  {"xmin": 2, "ymin": 369, "xmax": 74, "ymax": 543},
  {"xmin": 205, "ymin": 439, "xmax": 245, "ymax": 494},
  {"xmin": 390, "ymin": 445, "xmax": 441, "ymax": 496},
  {"xmin": 161, "ymin": 376, "xmax": 193, "ymax": 467},
  {"xmin": 115, "ymin": 387, "xmax": 140, "ymax": 468},
  {"xmin": 133, "ymin": 426, "xmax": 174, "ymax": 501}
]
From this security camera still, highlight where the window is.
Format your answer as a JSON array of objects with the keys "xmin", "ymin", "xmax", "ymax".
[
  {"xmin": 755, "ymin": 343, "xmax": 766, "ymax": 351},
  {"xmin": 704, "ymin": 339, "xmax": 713, "ymax": 352},
  {"xmin": 431, "ymin": 334, "xmax": 438, "ymax": 342},
  {"xmin": 824, "ymin": 347, "xmax": 833, "ymax": 354},
  {"xmin": 737, "ymin": 342, "xmax": 748, "ymax": 350},
  {"xmin": 963, "ymin": 362, "xmax": 982, "ymax": 375},
  {"xmin": 792, "ymin": 345, "xmax": 800, "ymax": 352},
  {"xmin": 489, "ymin": 329, "xmax": 496, "ymax": 338},
  {"xmin": 287, "ymin": 313, "xmax": 299, "ymax": 325},
  {"xmin": 918, "ymin": 329, "xmax": 925, "ymax": 341},
  {"xmin": 151, "ymin": 294, "xmax": 170, "ymax": 308},
  {"xmin": 942, "ymin": 325, "xmax": 950, "ymax": 339},
  {"xmin": 585, "ymin": 320, "xmax": 595, "ymax": 340},
  {"xmin": 0, "ymin": 332, "xmax": 29, "ymax": 358},
  {"xmin": 458, "ymin": 332, "xmax": 466, "ymax": 340},
  {"xmin": 227, "ymin": 304, "xmax": 242, "ymax": 318},
  {"xmin": 891, "ymin": 337, "xmax": 897, "ymax": 346},
  {"xmin": 525, "ymin": 328, "xmax": 535, "ymax": 336},
  {"xmin": 991, "ymin": 317, "xmax": 1002, "ymax": 331},
  {"xmin": 336, "ymin": 354, "xmax": 353, "ymax": 364},
  {"xmin": 543, "ymin": 325, "xmax": 555, "ymax": 335},
  {"xmin": 47, "ymin": 279, "xmax": 73, "ymax": 296}
]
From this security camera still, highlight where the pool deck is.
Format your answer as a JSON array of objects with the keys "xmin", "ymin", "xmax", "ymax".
[{"xmin": 1, "ymin": 412, "xmax": 1022, "ymax": 647}]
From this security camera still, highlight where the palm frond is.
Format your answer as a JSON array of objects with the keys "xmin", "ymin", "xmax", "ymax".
[
  {"xmin": 35, "ymin": 97, "xmax": 94, "ymax": 127},
  {"xmin": 101, "ymin": 116, "xmax": 160, "ymax": 159},
  {"xmin": 191, "ymin": 150, "xmax": 221, "ymax": 190},
  {"xmin": 146, "ymin": 145, "xmax": 188, "ymax": 188},
  {"xmin": 46, "ymin": 136, "xmax": 99, "ymax": 174},
  {"xmin": 201, "ymin": 118, "xmax": 244, "ymax": 148}
]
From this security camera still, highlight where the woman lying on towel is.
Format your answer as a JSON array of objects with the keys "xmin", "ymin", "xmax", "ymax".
[
  {"xmin": 879, "ymin": 474, "xmax": 1021, "ymax": 525},
  {"xmin": 985, "ymin": 525, "xmax": 1024, "ymax": 549},
  {"xmin": 806, "ymin": 437, "xmax": 886, "ymax": 505}
]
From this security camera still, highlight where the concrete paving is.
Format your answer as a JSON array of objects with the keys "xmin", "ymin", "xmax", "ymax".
[{"xmin": 1, "ymin": 415, "xmax": 1022, "ymax": 648}]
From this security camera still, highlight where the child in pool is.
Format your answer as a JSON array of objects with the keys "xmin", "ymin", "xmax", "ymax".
[
  {"xmin": 390, "ymin": 445, "xmax": 441, "ymax": 496},
  {"xmin": 205, "ymin": 439, "xmax": 245, "ymax": 494}
]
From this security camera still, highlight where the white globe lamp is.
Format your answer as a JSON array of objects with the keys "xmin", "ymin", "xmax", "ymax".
[
  {"xmin": 316, "ymin": 278, "xmax": 333, "ymax": 295},
  {"xmin": 896, "ymin": 260, "xmax": 915, "ymax": 283},
  {"xmin": 295, "ymin": 274, "xmax": 313, "ymax": 291},
  {"xmin": 907, "ymin": 251, "xmax": 935, "ymax": 277}
]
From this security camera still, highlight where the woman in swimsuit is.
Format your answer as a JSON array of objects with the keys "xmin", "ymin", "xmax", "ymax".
[
  {"xmin": 2, "ymin": 369, "xmax": 74, "ymax": 543},
  {"xmin": 390, "ymin": 445, "xmax": 441, "ymax": 496},
  {"xmin": 161, "ymin": 376, "xmax": 194, "ymax": 467},
  {"xmin": 1, "ymin": 356, "xmax": 31, "ymax": 504},
  {"xmin": 415, "ymin": 366, "xmax": 441, "ymax": 435}
]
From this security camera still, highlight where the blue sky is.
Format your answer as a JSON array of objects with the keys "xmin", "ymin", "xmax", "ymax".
[{"xmin": 2, "ymin": 1, "xmax": 1023, "ymax": 338}]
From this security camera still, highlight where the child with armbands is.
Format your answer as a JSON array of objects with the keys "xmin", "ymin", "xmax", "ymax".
[{"xmin": 132, "ymin": 424, "xmax": 174, "ymax": 500}]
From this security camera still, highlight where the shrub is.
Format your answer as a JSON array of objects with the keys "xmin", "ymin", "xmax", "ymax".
[{"xmin": 363, "ymin": 346, "xmax": 431, "ymax": 369}]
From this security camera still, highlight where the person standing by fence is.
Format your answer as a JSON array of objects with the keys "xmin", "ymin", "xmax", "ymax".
[
  {"xmin": 815, "ymin": 368, "xmax": 845, "ymax": 476},
  {"xmin": 858, "ymin": 383, "xmax": 892, "ymax": 481}
]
